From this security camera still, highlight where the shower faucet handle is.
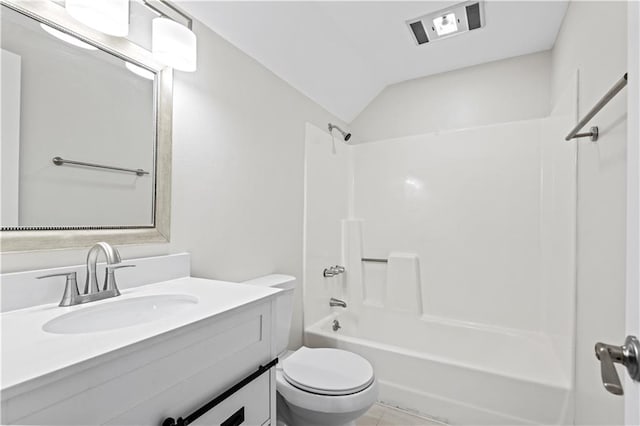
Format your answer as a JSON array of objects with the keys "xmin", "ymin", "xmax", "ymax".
[
  {"xmin": 594, "ymin": 336, "xmax": 640, "ymax": 395},
  {"xmin": 323, "ymin": 268, "xmax": 337, "ymax": 278},
  {"xmin": 323, "ymin": 265, "xmax": 345, "ymax": 277}
]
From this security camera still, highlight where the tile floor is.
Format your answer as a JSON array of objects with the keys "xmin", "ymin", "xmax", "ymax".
[{"xmin": 356, "ymin": 403, "xmax": 446, "ymax": 426}]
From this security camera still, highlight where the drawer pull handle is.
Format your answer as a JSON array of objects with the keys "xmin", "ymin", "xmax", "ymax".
[
  {"xmin": 221, "ymin": 407, "xmax": 244, "ymax": 426},
  {"xmin": 161, "ymin": 358, "xmax": 278, "ymax": 426}
]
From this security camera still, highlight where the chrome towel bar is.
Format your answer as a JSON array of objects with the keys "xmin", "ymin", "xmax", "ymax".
[
  {"xmin": 565, "ymin": 73, "xmax": 628, "ymax": 142},
  {"xmin": 52, "ymin": 156, "xmax": 149, "ymax": 176}
]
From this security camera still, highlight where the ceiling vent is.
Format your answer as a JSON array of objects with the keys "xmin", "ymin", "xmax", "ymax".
[{"xmin": 407, "ymin": 1, "xmax": 484, "ymax": 45}]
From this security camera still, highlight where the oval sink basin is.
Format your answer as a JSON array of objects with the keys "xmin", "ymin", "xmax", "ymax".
[{"xmin": 43, "ymin": 294, "xmax": 199, "ymax": 334}]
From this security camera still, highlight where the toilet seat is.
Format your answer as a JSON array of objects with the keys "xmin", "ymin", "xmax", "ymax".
[
  {"xmin": 282, "ymin": 347, "xmax": 374, "ymax": 396},
  {"xmin": 276, "ymin": 369, "xmax": 378, "ymax": 415}
]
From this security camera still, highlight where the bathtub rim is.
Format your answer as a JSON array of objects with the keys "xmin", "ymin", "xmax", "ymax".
[{"xmin": 305, "ymin": 313, "xmax": 572, "ymax": 390}]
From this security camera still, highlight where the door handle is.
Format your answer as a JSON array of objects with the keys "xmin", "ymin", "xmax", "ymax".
[{"xmin": 594, "ymin": 335, "xmax": 640, "ymax": 395}]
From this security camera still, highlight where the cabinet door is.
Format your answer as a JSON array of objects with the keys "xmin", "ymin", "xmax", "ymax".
[{"xmin": 193, "ymin": 373, "xmax": 271, "ymax": 426}]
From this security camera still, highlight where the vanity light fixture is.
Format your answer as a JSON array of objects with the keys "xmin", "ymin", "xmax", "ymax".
[
  {"xmin": 142, "ymin": 0, "xmax": 197, "ymax": 72},
  {"xmin": 407, "ymin": 1, "xmax": 484, "ymax": 45},
  {"xmin": 61, "ymin": 0, "xmax": 197, "ymax": 72},
  {"xmin": 125, "ymin": 62, "xmax": 155, "ymax": 80},
  {"xmin": 66, "ymin": 0, "xmax": 130, "ymax": 37},
  {"xmin": 40, "ymin": 23, "xmax": 98, "ymax": 50},
  {"xmin": 151, "ymin": 17, "xmax": 197, "ymax": 72}
]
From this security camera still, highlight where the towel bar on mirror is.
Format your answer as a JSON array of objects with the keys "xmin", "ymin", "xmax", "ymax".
[{"xmin": 52, "ymin": 156, "xmax": 150, "ymax": 176}]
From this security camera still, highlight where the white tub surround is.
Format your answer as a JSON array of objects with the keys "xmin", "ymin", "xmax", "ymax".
[
  {"xmin": 1, "ymin": 254, "xmax": 281, "ymax": 425},
  {"xmin": 303, "ymin": 75, "xmax": 578, "ymax": 425}
]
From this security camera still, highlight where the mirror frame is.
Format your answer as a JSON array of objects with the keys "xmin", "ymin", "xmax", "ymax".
[{"xmin": 0, "ymin": 0, "xmax": 172, "ymax": 252}]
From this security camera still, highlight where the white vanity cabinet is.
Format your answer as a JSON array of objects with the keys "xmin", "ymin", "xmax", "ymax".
[{"xmin": 1, "ymin": 269, "xmax": 280, "ymax": 426}]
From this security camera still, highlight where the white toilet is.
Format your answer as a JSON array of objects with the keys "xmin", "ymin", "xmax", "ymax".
[{"xmin": 243, "ymin": 275, "xmax": 378, "ymax": 426}]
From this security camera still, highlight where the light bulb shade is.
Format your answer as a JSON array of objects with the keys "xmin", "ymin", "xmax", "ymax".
[
  {"xmin": 152, "ymin": 18, "xmax": 197, "ymax": 72},
  {"xmin": 125, "ymin": 62, "xmax": 155, "ymax": 80},
  {"xmin": 66, "ymin": 0, "xmax": 129, "ymax": 37},
  {"xmin": 40, "ymin": 24, "xmax": 98, "ymax": 50}
]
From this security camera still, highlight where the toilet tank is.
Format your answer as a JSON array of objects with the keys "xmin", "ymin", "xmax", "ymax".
[{"xmin": 242, "ymin": 274, "xmax": 295, "ymax": 355}]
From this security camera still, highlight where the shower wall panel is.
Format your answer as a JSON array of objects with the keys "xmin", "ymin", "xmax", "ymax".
[{"xmin": 352, "ymin": 120, "xmax": 546, "ymax": 332}]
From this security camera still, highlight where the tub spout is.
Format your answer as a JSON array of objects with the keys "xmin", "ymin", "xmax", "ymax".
[{"xmin": 330, "ymin": 297, "xmax": 347, "ymax": 308}]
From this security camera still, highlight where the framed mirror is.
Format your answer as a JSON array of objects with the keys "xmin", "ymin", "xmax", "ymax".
[{"xmin": 0, "ymin": 0, "xmax": 172, "ymax": 252}]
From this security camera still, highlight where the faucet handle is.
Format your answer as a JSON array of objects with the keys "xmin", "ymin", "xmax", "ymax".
[
  {"xmin": 105, "ymin": 264, "xmax": 136, "ymax": 271},
  {"xmin": 103, "ymin": 264, "xmax": 135, "ymax": 293},
  {"xmin": 37, "ymin": 271, "xmax": 77, "ymax": 279},
  {"xmin": 37, "ymin": 272, "xmax": 79, "ymax": 307},
  {"xmin": 323, "ymin": 268, "xmax": 337, "ymax": 278}
]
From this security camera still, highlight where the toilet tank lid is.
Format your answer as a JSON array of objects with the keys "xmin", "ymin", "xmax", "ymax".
[{"xmin": 242, "ymin": 274, "xmax": 295, "ymax": 290}]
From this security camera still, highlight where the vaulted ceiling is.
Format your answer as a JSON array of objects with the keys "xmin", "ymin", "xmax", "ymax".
[{"xmin": 180, "ymin": 1, "xmax": 568, "ymax": 122}]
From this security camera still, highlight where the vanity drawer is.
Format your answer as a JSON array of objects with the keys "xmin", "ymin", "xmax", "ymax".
[{"xmin": 192, "ymin": 371, "xmax": 271, "ymax": 426}]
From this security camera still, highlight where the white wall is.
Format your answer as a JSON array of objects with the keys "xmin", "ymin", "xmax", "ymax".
[
  {"xmin": 551, "ymin": 2, "xmax": 628, "ymax": 424},
  {"xmin": 0, "ymin": 19, "xmax": 344, "ymax": 349},
  {"xmin": 351, "ymin": 51, "xmax": 551, "ymax": 142}
]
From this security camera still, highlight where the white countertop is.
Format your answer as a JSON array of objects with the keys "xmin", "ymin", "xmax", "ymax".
[{"xmin": 1, "ymin": 277, "xmax": 279, "ymax": 396}]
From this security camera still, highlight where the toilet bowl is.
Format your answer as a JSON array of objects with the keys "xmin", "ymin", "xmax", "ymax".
[
  {"xmin": 276, "ymin": 347, "xmax": 378, "ymax": 426},
  {"xmin": 242, "ymin": 275, "xmax": 378, "ymax": 426}
]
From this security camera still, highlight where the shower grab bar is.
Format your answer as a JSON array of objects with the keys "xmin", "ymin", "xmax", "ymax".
[
  {"xmin": 565, "ymin": 73, "xmax": 627, "ymax": 142},
  {"xmin": 52, "ymin": 156, "xmax": 150, "ymax": 176},
  {"xmin": 361, "ymin": 258, "xmax": 388, "ymax": 263}
]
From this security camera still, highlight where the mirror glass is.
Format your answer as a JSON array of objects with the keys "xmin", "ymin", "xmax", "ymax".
[{"xmin": 1, "ymin": 5, "xmax": 157, "ymax": 230}]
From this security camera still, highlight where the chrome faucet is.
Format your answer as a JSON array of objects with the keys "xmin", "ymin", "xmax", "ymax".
[
  {"xmin": 323, "ymin": 265, "xmax": 346, "ymax": 277},
  {"xmin": 85, "ymin": 242, "xmax": 122, "ymax": 294},
  {"xmin": 329, "ymin": 297, "xmax": 347, "ymax": 308},
  {"xmin": 38, "ymin": 242, "xmax": 134, "ymax": 307}
]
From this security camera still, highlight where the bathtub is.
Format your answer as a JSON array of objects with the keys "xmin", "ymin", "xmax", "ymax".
[{"xmin": 305, "ymin": 308, "xmax": 573, "ymax": 425}]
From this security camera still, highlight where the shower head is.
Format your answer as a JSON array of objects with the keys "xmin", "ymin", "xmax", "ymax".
[{"xmin": 328, "ymin": 123, "xmax": 352, "ymax": 142}]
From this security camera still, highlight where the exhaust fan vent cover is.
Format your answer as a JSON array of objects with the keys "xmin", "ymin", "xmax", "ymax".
[
  {"xmin": 407, "ymin": 1, "xmax": 485, "ymax": 46},
  {"xmin": 409, "ymin": 21, "xmax": 429, "ymax": 44}
]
